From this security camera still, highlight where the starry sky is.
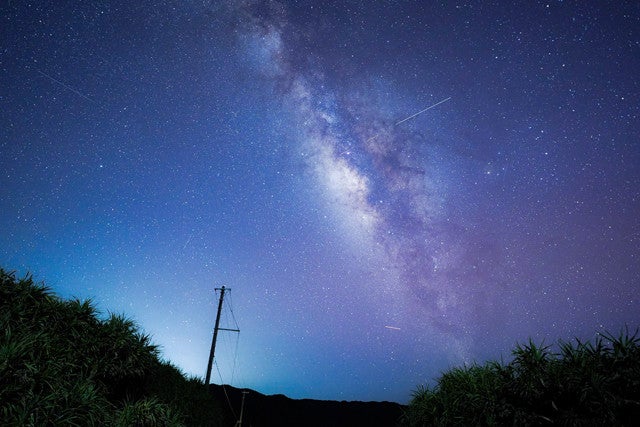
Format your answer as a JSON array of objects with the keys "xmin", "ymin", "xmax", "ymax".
[{"xmin": 1, "ymin": 1, "xmax": 639, "ymax": 403}]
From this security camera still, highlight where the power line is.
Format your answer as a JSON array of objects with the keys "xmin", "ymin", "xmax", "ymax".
[
  {"xmin": 230, "ymin": 331, "xmax": 241, "ymax": 385},
  {"xmin": 215, "ymin": 361, "xmax": 237, "ymax": 420}
]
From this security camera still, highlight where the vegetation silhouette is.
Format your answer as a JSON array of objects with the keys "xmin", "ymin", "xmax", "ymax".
[
  {"xmin": 402, "ymin": 329, "xmax": 640, "ymax": 426},
  {"xmin": 3, "ymin": 267, "xmax": 639, "ymax": 426},
  {"xmin": 0, "ymin": 268, "xmax": 228, "ymax": 426}
]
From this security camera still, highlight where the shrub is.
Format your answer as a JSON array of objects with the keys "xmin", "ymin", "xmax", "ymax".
[
  {"xmin": 0, "ymin": 268, "xmax": 225, "ymax": 426},
  {"xmin": 403, "ymin": 329, "xmax": 640, "ymax": 426}
]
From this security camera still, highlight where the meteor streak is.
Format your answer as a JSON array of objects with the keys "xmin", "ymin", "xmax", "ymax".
[
  {"xmin": 385, "ymin": 325, "xmax": 402, "ymax": 330},
  {"xmin": 37, "ymin": 69, "xmax": 95, "ymax": 104},
  {"xmin": 394, "ymin": 97, "xmax": 451, "ymax": 126},
  {"xmin": 364, "ymin": 96, "xmax": 451, "ymax": 143}
]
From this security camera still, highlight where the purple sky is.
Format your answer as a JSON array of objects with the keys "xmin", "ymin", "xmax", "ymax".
[{"xmin": 2, "ymin": 1, "xmax": 639, "ymax": 403}]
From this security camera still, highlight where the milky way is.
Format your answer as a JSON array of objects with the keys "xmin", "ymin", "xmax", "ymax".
[{"xmin": 2, "ymin": 1, "xmax": 639, "ymax": 402}]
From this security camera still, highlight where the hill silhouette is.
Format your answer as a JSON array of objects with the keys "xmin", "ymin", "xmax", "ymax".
[{"xmin": 209, "ymin": 383, "xmax": 404, "ymax": 426}]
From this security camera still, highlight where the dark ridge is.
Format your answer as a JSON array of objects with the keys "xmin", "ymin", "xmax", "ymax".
[{"xmin": 209, "ymin": 384, "xmax": 405, "ymax": 427}]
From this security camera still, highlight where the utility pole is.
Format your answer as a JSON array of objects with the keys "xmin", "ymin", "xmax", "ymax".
[
  {"xmin": 235, "ymin": 390, "xmax": 248, "ymax": 427},
  {"xmin": 205, "ymin": 286, "xmax": 239, "ymax": 385}
]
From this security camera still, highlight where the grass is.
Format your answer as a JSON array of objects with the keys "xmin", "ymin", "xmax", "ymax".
[
  {"xmin": 402, "ymin": 328, "xmax": 640, "ymax": 426},
  {"xmin": 0, "ymin": 268, "xmax": 228, "ymax": 426}
]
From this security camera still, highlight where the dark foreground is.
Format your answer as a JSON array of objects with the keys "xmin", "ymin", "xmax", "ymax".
[{"xmin": 209, "ymin": 384, "xmax": 405, "ymax": 427}]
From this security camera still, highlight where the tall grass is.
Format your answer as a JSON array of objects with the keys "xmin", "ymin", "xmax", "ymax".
[
  {"xmin": 0, "ymin": 268, "xmax": 226, "ymax": 426},
  {"xmin": 403, "ymin": 329, "xmax": 640, "ymax": 426}
]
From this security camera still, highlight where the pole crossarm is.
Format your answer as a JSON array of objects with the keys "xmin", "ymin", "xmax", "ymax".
[{"xmin": 205, "ymin": 285, "xmax": 239, "ymax": 385}]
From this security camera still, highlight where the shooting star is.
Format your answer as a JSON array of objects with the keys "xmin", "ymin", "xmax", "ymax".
[
  {"xmin": 394, "ymin": 97, "xmax": 451, "ymax": 126},
  {"xmin": 365, "ymin": 96, "xmax": 451, "ymax": 143},
  {"xmin": 37, "ymin": 69, "xmax": 95, "ymax": 104},
  {"xmin": 182, "ymin": 234, "xmax": 193, "ymax": 251},
  {"xmin": 385, "ymin": 325, "xmax": 402, "ymax": 330}
]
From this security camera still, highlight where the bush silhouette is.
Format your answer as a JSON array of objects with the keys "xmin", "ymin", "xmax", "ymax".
[
  {"xmin": 403, "ymin": 330, "xmax": 640, "ymax": 426},
  {"xmin": 0, "ymin": 268, "xmax": 225, "ymax": 426}
]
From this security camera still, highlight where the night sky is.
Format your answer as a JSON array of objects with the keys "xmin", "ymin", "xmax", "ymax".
[{"xmin": 2, "ymin": 1, "xmax": 639, "ymax": 403}]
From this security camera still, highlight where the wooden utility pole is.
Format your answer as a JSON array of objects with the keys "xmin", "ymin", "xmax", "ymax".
[
  {"xmin": 205, "ymin": 286, "xmax": 239, "ymax": 385},
  {"xmin": 235, "ymin": 390, "xmax": 248, "ymax": 427}
]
